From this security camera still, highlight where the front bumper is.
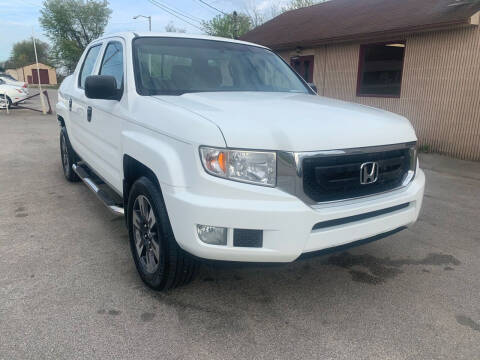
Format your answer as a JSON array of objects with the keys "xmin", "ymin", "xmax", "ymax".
[{"xmin": 163, "ymin": 169, "xmax": 425, "ymax": 262}]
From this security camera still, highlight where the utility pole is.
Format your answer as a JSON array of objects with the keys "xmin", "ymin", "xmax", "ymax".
[
  {"xmin": 32, "ymin": 28, "xmax": 47, "ymax": 115},
  {"xmin": 232, "ymin": 11, "xmax": 238, "ymax": 39}
]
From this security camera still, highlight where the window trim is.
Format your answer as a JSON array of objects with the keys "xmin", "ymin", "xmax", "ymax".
[
  {"xmin": 78, "ymin": 43, "xmax": 102, "ymax": 89},
  {"xmin": 356, "ymin": 40, "xmax": 406, "ymax": 98},
  {"xmin": 98, "ymin": 40, "xmax": 125, "ymax": 99}
]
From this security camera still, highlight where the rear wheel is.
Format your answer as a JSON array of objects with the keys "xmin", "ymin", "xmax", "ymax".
[
  {"xmin": 60, "ymin": 127, "xmax": 79, "ymax": 182},
  {"xmin": 127, "ymin": 176, "xmax": 198, "ymax": 290}
]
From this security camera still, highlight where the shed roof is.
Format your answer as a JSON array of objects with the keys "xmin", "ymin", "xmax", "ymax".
[{"xmin": 241, "ymin": 0, "xmax": 480, "ymax": 50}]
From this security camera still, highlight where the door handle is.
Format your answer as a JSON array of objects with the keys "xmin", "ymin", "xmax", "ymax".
[
  {"xmin": 68, "ymin": 98, "xmax": 72, "ymax": 111},
  {"xmin": 87, "ymin": 106, "xmax": 92, "ymax": 122}
]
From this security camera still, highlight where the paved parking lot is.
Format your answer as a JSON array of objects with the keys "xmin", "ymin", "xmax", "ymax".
[{"xmin": 1, "ymin": 95, "xmax": 479, "ymax": 359}]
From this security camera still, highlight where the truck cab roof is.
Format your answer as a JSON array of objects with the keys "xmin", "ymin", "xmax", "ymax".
[{"xmin": 95, "ymin": 31, "xmax": 268, "ymax": 49}]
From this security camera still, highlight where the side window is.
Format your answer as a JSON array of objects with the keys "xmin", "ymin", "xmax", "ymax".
[
  {"xmin": 99, "ymin": 41, "xmax": 124, "ymax": 89},
  {"xmin": 78, "ymin": 45, "xmax": 102, "ymax": 89}
]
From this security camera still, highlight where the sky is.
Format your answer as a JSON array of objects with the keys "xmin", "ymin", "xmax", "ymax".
[{"xmin": 0, "ymin": 0, "xmax": 289, "ymax": 62}]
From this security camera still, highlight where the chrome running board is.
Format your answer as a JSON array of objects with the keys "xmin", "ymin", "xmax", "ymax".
[{"xmin": 72, "ymin": 162, "xmax": 124, "ymax": 216}]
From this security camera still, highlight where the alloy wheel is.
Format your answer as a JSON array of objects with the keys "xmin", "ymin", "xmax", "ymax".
[
  {"xmin": 61, "ymin": 134, "xmax": 69, "ymax": 171},
  {"xmin": 132, "ymin": 195, "xmax": 160, "ymax": 274}
]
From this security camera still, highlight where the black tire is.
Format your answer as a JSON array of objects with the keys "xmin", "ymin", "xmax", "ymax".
[
  {"xmin": 127, "ymin": 176, "xmax": 198, "ymax": 290},
  {"xmin": 1, "ymin": 94, "xmax": 12, "ymax": 108},
  {"xmin": 60, "ymin": 127, "xmax": 80, "ymax": 182}
]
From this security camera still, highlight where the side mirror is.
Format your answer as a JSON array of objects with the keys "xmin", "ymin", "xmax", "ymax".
[
  {"xmin": 85, "ymin": 75, "xmax": 121, "ymax": 100},
  {"xmin": 308, "ymin": 82, "xmax": 318, "ymax": 94}
]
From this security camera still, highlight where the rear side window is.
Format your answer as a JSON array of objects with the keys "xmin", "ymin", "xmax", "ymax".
[
  {"xmin": 99, "ymin": 41, "xmax": 124, "ymax": 89},
  {"xmin": 78, "ymin": 45, "xmax": 102, "ymax": 89}
]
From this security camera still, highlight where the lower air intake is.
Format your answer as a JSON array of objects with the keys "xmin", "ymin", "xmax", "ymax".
[{"xmin": 233, "ymin": 229, "xmax": 263, "ymax": 248}]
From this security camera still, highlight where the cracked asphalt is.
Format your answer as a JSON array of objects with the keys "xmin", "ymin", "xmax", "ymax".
[{"xmin": 1, "ymin": 93, "xmax": 479, "ymax": 359}]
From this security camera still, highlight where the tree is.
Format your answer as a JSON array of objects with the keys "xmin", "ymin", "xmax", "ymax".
[
  {"xmin": 283, "ymin": 0, "xmax": 318, "ymax": 11},
  {"xmin": 244, "ymin": 0, "xmax": 323, "ymax": 29},
  {"xmin": 40, "ymin": 0, "xmax": 112, "ymax": 72},
  {"xmin": 4, "ymin": 39, "xmax": 51, "ymax": 69},
  {"xmin": 165, "ymin": 21, "xmax": 186, "ymax": 33},
  {"xmin": 202, "ymin": 11, "xmax": 252, "ymax": 39}
]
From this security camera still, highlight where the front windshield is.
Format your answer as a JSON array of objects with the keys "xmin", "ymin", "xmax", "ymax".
[{"xmin": 132, "ymin": 37, "xmax": 311, "ymax": 96}]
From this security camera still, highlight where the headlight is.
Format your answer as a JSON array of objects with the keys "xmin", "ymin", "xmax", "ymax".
[{"xmin": 200, "ymin": 147, "xmax": 276, "ymax": 187}]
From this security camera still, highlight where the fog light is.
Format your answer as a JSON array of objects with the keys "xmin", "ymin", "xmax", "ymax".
[{"xmin": 196, "ymin": 225, "xmax": 227, "ymax": 245}]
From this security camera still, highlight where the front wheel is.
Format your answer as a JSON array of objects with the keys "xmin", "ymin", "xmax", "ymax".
[{"xmin": 127, "ymin": 177, "xmax": 198, "ymax": 290}]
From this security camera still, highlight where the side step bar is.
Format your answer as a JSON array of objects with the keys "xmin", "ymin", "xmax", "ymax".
[{"xmin": 72, "ymin": 162, "xmax": 124, "ymax": 216}]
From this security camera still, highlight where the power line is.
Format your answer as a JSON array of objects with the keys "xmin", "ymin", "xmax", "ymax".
[
  {"xmin": 196, "ymin": 0, "xmax": 227, "ymax": 15},
  {"xmin": 148, "ymin": 0, "xmax": 204, "ymax": 30},
  {"xmin": 150, "ymin": 0, "xmax": 202, "ymax": 23},
  {"xmin": 156, "ymin": 1, "xmax": 204, "ymax": 22}
]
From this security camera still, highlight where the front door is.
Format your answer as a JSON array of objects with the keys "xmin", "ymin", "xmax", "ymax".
[
  {"xmin": 291, "ymin": 55, "xmax": 314, "ymax": 83},
  {"xmin": 68, "ymin": 43, "xmax": 103, "ymax": 177},
  {"xmin": 86, "ymin": 39, "xmax": 125, "ymax": 193}
]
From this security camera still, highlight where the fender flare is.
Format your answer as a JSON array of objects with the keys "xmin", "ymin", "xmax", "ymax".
[{"xmin": 122, "ymin": 130, "xmax": 193, "ymax": 188}]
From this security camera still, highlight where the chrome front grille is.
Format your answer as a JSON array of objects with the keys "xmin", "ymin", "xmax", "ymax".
[{"xmin": 277, "ymin": 142, "xmax": 417, "ymax": 205}]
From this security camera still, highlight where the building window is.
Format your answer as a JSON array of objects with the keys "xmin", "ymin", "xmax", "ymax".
[{"xmin": 357, "ymin": 41, "xmax": 405, "ymax": 97}]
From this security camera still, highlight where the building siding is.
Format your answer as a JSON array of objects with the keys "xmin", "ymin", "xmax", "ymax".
[
  {"xmin": 6, "ymin": 63, "xmax": 57, "ymax": 85},
  {"xmin": 279, "ymin": 24, "xmax": 480, "ymax": 160}
]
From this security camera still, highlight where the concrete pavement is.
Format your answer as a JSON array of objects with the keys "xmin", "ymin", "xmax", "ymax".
[{"xmin": 0, "ymin": 99, "xmax": 479, "ymax": 359}]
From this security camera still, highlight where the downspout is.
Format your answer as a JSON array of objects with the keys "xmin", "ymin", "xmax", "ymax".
[{"xmin": 322, "ymin": 44, "xmax": 327, "ymax": 96}]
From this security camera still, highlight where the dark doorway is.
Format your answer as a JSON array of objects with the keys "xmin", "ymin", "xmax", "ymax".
[
  {"xmin": 290, "ymin": 55, "xmax": 314, "ymax": 83},
  {"xmin": 32, "ymin": 69, "xmax": 50, "ymax": 84}
]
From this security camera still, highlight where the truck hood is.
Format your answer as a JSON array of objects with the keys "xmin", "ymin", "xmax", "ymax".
[{"xmin": 155, "ymin": 92, "xmax": 417, "ymax": 151}]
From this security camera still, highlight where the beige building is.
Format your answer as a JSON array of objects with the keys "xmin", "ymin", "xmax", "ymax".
[
  {"xmin": 6, "ymin": 62, "xmax": 57, "ymax": 85},
  {"xmin": 242, "ymin": 0, "xmax": 480, "ymax": 160}
]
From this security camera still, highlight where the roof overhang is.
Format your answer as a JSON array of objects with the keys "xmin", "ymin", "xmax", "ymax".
[{"xmin": 271, "ymin": 12, "xmax": 480, "ymax": 51}]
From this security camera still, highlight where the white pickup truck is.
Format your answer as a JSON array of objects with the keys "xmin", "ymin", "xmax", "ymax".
[{"xmin": 56, "ymin": 32, "xmax": 425, "ymax": 290}]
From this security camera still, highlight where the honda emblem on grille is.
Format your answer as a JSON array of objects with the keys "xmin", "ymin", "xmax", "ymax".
[{"xmin": 360, "ymin": 162, "xmax": 379, "ymax": 184}]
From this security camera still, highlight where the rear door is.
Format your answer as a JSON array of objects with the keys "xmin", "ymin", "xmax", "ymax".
[{"xmin": 68, "ymin": 43, "xmax": 103, "ymax": 173}]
